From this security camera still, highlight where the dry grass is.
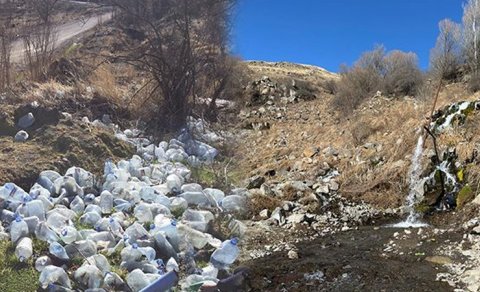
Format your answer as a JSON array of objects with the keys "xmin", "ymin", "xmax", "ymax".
[
  {"xmin": 90, "ymin": 64, "xmax": 122, "ymax": 103},
  {"xmin": 247, "ymin": 193, "xmax": 282, "ymax": 216}
]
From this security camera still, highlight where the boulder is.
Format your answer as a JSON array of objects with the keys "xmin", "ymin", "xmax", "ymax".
[{"xmin": 246, "ymin": 175, "xmax": 265, "ymax": 189}]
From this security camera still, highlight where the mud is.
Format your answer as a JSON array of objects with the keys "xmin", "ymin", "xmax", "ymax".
[{"xmin": 246, "ymin": 225, "xmax": 461, "ymax": 291}]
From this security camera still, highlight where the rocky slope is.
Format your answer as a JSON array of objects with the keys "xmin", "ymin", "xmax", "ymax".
[
  {"xmin": 2, "ymin": 38, "xmax": 480, "ymax": 290},
  {"xmin": 232, "ymin": 62, "xmax": 480, "ymax": 291}
]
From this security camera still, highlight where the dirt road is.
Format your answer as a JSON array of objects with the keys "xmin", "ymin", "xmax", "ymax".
[{"xmin": 10, "ymin": 11, "xmax": 112, "ymax": 63}]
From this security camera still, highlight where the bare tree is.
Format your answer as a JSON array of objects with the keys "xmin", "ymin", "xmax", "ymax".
[
  {"xmin": 0, "ymin": 0, "xmax": 15, "ymax": 90},
  {"xmin": 111, "ymin": 0, "xmax": 236, "ymax": 130},
  {"xmin": 23, "ymin": 0, "xmax": 59, "ymax": 80},
  {"xmin": 463, "ymin": 0, "xmax": 480, "ymax": 73},
  {"xmin": 430, "ymin": 19, "xmax": 462, "ymax": 80}
]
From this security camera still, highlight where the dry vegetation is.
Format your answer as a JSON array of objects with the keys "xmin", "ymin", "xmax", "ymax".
[{"xmin": 237, "ymin": 59, "xmax": 480, "ymax": 209}]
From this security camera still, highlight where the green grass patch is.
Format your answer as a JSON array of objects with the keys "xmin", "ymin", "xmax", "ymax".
[
  {"xmin": 457, "ymin": 184, "xmax": 474, "ymax": 209},
  {"xmin": 0, "ymin": 240, "xmax": 39, "ymax": 292},
  {"xmin": 196, "ymin": 260, "xmax": 209, "ymax": 269},
  {"xmin": 190, "ymin": 163, "xmax": 244, "ymax": 189},
  {"xmin": 191, "ymin": 167, "xmax": 217, "ymax": 187}
]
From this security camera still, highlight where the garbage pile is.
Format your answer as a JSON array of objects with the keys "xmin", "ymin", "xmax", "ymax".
[{"xmin": 0, "ymin": 117, "xmax": 247, "ymax": 291}]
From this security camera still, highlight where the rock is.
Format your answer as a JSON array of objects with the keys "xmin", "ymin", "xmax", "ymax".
[
  {"xmin": 471, "ymin": 225, "xmax": 480, "ymax": 234},
  {"xmin": 216, "ymin": 267, "xmax": 251, "ymax": 292},
  {"xmin": 102, "ymin": 114, "xmax": 112, "ymax": 125},
  {"xmin": 328, "ymin": 181, "xmax": 339, "ymax": 192},
  {"xmin": 18, "ymin": 112, "xmax": 35, "ymax": 129},
  {"xmin": 270, "ymin": 207, "xmax": 285, "ymax": 225},
  {"xmin": 471, "ymin": 194, "xmax": 480, "ymax": 205},
  {"xmin": 425, "ymin": 256, "xmax": 453, "ymax": 265},
  {"xmin": 288, "ymin": 250, "xmax": 299, "ymax": 259},
  {"xmin": 303, "ymin": 147, "xmax": 318, "ymax": 158},
  {"xmin": 246, "ymin": 176, "xmax": 265, "ymax": 189},
  {"xmin": 259, "ymin": 209, "xmax": 269, "ymax": 219},
  {"xmin": 462, "ymin": 268, "xmax": 480, "ymax": 292},
  {"xmin": 14, "ymin": 130, "xmax": 29, "ymax": 142},
  {"xmin": 260, "ymin": 184, "xmax": 275, "ymax": 197},
  {"xmin": 282, "ymin": 202, "xmax": 294, "ymax": 212},
  {"xmin": 287, "ymin": 213, "xmax": 305, "ymax": 224},
  {"xmin": 298, "ymin": 193, "xmax": 319, "ymax": 205},
  {"xmin": 315, "ymin": 185, "xmax": 329, "ymax": 195}
]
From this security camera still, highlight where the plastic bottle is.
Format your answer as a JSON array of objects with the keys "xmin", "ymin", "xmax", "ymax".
[
  {"xmin": 166, "ymin": 257, "xmax": 179, "ymax": 272},
  {"xmin": 46, "ymin": 212, "xmax": 69, "ymax": 234},
  {"xmin": 87, "ymin": 254, "xmax": 111, "ymax": 274},
  {"xmin": 134, "ymin": 203, "xmax": 153, "ymax": 223},
  {"xmin": 35, "ymin": 255, "xmax": 52, "ymax": 272},
  {"xmin": 170, "ymin": 197, "xmax": 188, "ymax": 216},
  {"xmin": 210, "ymin": 238, "xmax": 240, "ymax": 268},
  {"xmin": 80, "ymin": 211, "xmax": 102, "ymax": 226},
  {"xmin": 84, "ymin": 204, "xmax": 102, "ymax": 215},
  {"xmin": 166, "ymin": 174, "xmax": 183, "ymax": 193},
  {"xmin": 74, "ymin": 264, "xmax": 104, "ymax": 289},
  {"xmin": 152, "ymin": 231, "xmax": 178, "ymax": 261},
  {"xmin": 10, "ymin": 214, "xmax": 29, "ymax": 243},
  {"xmin": 126, "ymin": 269, "xmax": 150, "ymax": 292},
  {"xmin": 65, "ymin": 166, "xmax": 94, "ymax": 189},
  {"xmin": 124, "ymin": 223, "xmax": 150, "ymax": 243},
  {"xmin": 139, "ymin": 246, "xmax": 156, "ymax": 262},
  {"xmin": 25, "ymin": 199, "xmax": 46, "ymax": 221},
  {"xmin": 156, "ymin": 219, "xmax": 179, "ymax": 251},
  {"xmin": 121, "ymin": 243, "xmax": 143, "ymax": 263},
  {"xmin": 108, "ymin": 217, "xmax": 124, "ymax": 237},
  {"xmin": 60, "ymin": 226, "xmax": 78, "ymax": 244},
  {"xmin": 70, "ymin": 196, "xmax": 85, "ymax": 214},
  {"xmin": 15, "ymin": 237, "xmax": 33, "ymax": 262},
  {"xmin": 204, "ymin": 188, "xmax": 225, "ymax": 204},
  {"xmin": 114, "ymin": 199, "xmax": 133, "ymax": 212},
  {"xmin": 182, "ymin": 209, "xmax": 213, "ymax": 233},
  {"xmin": 100, "ymin": 190, "xmax": 114, "ymax": 214},
  {"xmin": 104, "ymin": 159, "xmax": 117, "ymax": 177},
  {"xmin": 104, "ymin": 271, "xmax": 126, "ymax": 291},
  {"xmin": 180, "ymin": 191, "xmax": 211, "ymax": 207},
  {"xmin": 49, "ymin": 241, "xmax": 70, "ymax": 260},
  {"xmin": 39, "ymin": 265, "xmax": 72, "ymax": 289},
  {"xmin": 178, "ymin": 224, "xmax": 210, "ymax": 250},
  {"xmin": 24, "ymin": 216, "xmax": 40, "ymax": 234},
  {"xmin": 220, "ymin": 195, "xmax": 247, "ymax": 214},
  {"xmin": 65, "ymin": 240, "xmax": 97, "ymax": 258},
  {"xmin": 35, "ymin": 222, "xmax": 59, "ymax": 243}
]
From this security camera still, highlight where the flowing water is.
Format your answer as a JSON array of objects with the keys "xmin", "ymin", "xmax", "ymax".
[{"xmin": 391, "ymin": 135, "xmax": 428, "ymax": 228}]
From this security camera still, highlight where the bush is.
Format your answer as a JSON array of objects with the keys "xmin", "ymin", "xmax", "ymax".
[
  {"xmin": 322, "ymin": 79, "xmax": 337, "ymax": 94},
  {"xmin": 332, "ymin": 46, "xmax": 385, "ymax": 114},
  {"xmin": 333, "ymin": 46, "xmax": 423, "ymax": 115},
  {"xmin": 468, "ymin": 71, "xmax": 480, "ymax": 92},
  {"xmin": 383, "ymin": 50, "xmax": 423, "ymax": 96},
  {"xmin": 333, "ymin": 66, "xmax": 379, "ymax": 114}
]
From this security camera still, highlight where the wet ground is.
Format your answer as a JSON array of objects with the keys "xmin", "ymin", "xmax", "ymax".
[{"xmin": 246, "ymin": 224, "xmax": 463, "ymax": 291}]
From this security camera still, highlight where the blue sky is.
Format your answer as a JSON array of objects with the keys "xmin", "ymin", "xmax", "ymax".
[{"xmin": 233, "ymin": 0, "xmax": 464, "ymax": 72}]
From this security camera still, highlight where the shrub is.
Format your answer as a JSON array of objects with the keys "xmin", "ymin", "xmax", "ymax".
[
  {"xmin": 333, "ymin": 46, "xmax": 423, "ymax": 115},
  {"xmin": 322, "ymin": 79, "xmax": 337, "ymax": 94},
  {"xmin": 333, "ymin": 66, "xmax": 378, "ymax": 114},
  {"xmin": 383, "ymin": 50, "xmax": 423, "ymax": 96},
  {"xmin": 333, "ymin": 46, "xmax": 385, "ymax": 114},
  {"xmin": 468, "ymin": 71, "xmax": 480, "ymax": 92}
]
